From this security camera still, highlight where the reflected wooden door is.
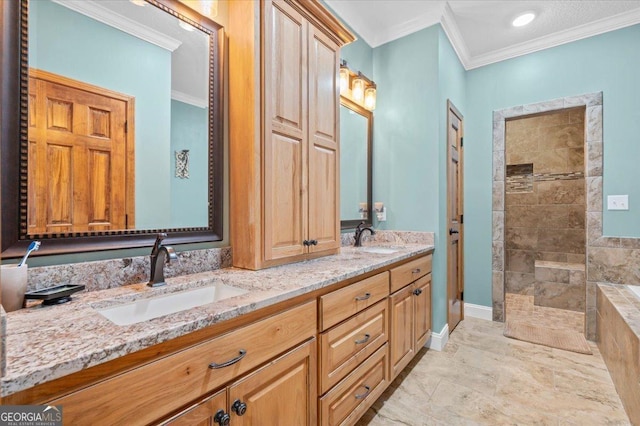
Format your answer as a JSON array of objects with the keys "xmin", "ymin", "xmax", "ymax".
[
  {"xmin": 28, "ymin": 69, "xmax": 134, "ymax": 235},
  {"xmin": 447, "ymin": 100, "xmax": 464, "ymax": 333}
]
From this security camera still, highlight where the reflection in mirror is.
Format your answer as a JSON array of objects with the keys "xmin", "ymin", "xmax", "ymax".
[
  {"xmin": 340, "ymin": 97, "xmax": 372, "ymax": 230},
  {"xmin": 0, "ymin": 0, "xmax": 223, "ymax": 257},
  {"xmin": 28, "ymin": 0, "xmax": 209, "ymax": 234}
]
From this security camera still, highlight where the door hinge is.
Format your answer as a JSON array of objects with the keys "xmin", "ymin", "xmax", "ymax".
[
  {"xmin": 124, "ymin": 121, "xmax": 128, "ymax": 133},
  {"xmin": 460, "ymin": 137, "xmax": 464, "ymax": 147},
  {"xmin": 461, "ymin": 291, "xmax": 464, "ymax": 301},
  {"xmin": 460, "ymin": 214, "xmax": 463, "ymax": 224},
  {"xmin": 125, "ymin": 214, "xmax": 129, "ymax": 228}
]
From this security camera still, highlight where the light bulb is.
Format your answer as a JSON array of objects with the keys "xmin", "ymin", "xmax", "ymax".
[
  {"xmin": 512, "ymin": 12, "xmax": 535, "ymax": 27},
  {"xmin": 339, "ymin": 67, "xmax": 349, "ymax": 94},
  {"xmin": 352, "ymin": 77, "xmax": 365, "ymax": 102},
  {"xmin": 364, "ymin": 86, "xmax": 376, "ymax": 110}
]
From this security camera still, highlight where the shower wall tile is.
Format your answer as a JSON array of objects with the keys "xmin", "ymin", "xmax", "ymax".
[
  {"xmin": 537, "ymin": 228, "xmax": 586, "ymax": 254},
  {"xmin": 522, "ymin": 98, "xmax": 564, "ymax": 114},
  {"xmin": 505, "ymin": 271, "xmax": 535, "ymax": 295},
  {"xmin": 588, "ymin": 247, "xmax": 640, "ymax": 285},
  {"xmin": 586, "ymin": 177, "xmax": 603, "ymax": 212},
  {"xmin": 534, "ymin": 281, "xmax": 585, "ymax": 312},
  {"xmin": 506, "ymin": 189, "xmax": 538, "ymax": 206},
  {"xmin": 493, "ymin": 120, "xmax": 505, "ymax": 152},
  {"xmin": 537, "ymin": 179, "xmax": 585, "ymax": 205},
  {"xmin": 567, "ymin": 253, "xmax": 586, "ymax": 264},
  {"xmin": 492, "ymin": 271, "xmax": 505, "ymax": 322},
  {"xmin": 493, "ymin": 150, "xmax": 505, "ymax": 181},
  {"xmin": 505, "ymin": 227, "xmax": 538, "ymax": 251},
  {"xmin": 564, "ymin": 92, "xmax": 602, "ymax": 108},
  {"xmin": 535, "ymin": 266, "xmax": 570, "ymax": 283},
  {"xmin": 586, "ymin": 106, "xmax": 603, "ymax": 142},
  {"xmin": 568, "ymin": 108, "xmax": 586, "ymax": 124},
  {"xmin": 506, "ymin": 249, "xmax": 535, "ymax": 273},
  {"xmin": 587, "ymin": 141, "xmax": 603, "ymax": 177},
  {"xmin": 493, "ymin": 211, "xmax": 504, "ymax": 241},
  {"xmin": 505, "ymin": 206, "xmax": 538, "ymax": 228},
  {"xmin": 536, "ymin": 251, "xmax": 568, "ymax": 262},
  {"xmin": 492, "ymin": 181, "xmax": 505, "ymax": 211},
  {"xmin": 492, "ymin": 241, "xmax": 504, "ymax": 270}
]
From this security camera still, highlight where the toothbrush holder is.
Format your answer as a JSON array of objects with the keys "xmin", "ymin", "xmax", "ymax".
[{"xmin": 1, "ymin": 263, "xmax": 28, "ymax": 312}]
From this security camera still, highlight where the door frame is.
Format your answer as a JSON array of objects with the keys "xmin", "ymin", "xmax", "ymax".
[{"xmin": 446, "ymin": 100, "xmax": 464, "ymax": 332}]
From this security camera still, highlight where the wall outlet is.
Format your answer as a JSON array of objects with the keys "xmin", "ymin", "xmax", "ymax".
[{"xmin": 607, "ymin": 195, "xmax": 629, "ymax": 210}]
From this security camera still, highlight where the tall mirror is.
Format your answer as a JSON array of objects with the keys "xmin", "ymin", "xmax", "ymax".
[
  {"xmin": 0, "ymin": 0, "xmax": 223, "ymax": 257},
  {"xmin": 340, "ymin": 97, "xmax": 372, "ymax": 230}
]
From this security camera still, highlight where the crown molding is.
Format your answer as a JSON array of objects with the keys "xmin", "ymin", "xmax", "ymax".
[
  {"xmin": 462, "ymin": 7, "xmax": 640, "ymax": 70},
  {"xmin": 171, "ymin": 90, "xmax": 208, "ymax": 109},
  {"xmin": 369, "ymin": 10, "xmax": 442, "ymax": 48},
  {"xmin": 51, "ymin": 0, "xmax": 182, "ymax": 52},
  {"xmin": 439, "ymin": 3, "xmax": 470, "ymax": 67}
]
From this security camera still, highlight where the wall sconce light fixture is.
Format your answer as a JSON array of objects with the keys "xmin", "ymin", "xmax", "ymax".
[
  {"xmin": 339, "ymin": 60, "xmax": 377, "ymax": 111},
  {"xmin": 359, "ymin": 202, "xmax": 369, "ymax": 220},
  {"xmin": 374, "ymin": 202, "xmax": 386, "ymax": 221}
]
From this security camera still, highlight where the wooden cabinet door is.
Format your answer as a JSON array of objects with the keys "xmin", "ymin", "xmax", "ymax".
[
  {"xmin": 413, "ymin": 274, "xmax": 432, "ymax": 351},
  {"xmin": 307, "ymin": 25, "xmax": 340, "ymax": 254},
  {"xmin": 162, "ymin": 390, "xmax": 227, "ymax": 426},
  {"xmin": 389, "ymin": 285, "xmax": 415, "ymax": 379},
  {"xmin": 228, "ymin": 339, "xmax": 317, "ymax": 426},
  {"xmin": 263, "ymin": 0, "xmax": 309, "ymax": 261}
]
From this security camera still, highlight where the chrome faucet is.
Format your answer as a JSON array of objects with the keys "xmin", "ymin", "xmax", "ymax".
[
  {"xmin": 354, "ymin": 221, "xmax": 375, "ymax": 247},
  {"xmin": 148, "ymin": 233, "xmax": 178, "ymax": 287}
]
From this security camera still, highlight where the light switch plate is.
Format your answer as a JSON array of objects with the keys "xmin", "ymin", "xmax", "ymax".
[{"xmin": 607, "ymin": 195, "xmax": 629, "ymax": 210}]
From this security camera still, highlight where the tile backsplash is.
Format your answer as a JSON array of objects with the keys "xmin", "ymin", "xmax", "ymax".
[{"xmin": 26, "ymin": 247, "xmax": 232, "ymax": 293}]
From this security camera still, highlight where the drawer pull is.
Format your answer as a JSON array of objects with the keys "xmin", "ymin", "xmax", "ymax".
[
  {"xmin": 354, "ymin": 292, "xmax": 371, "ymax": 301},
  {"xmin": 354, "ymin": 385, "xmax": 371, "ymax": 400},
  {"xmin": 412, "ymin": 268, "xmax": 421, "ymax": 274},
  {"xmin": 208, "ymin": 349, "xmax": 247, "ymax": 369},
  {"xmin": 355, "ymin": 333, "xmax": 371, "ymax": 345}
]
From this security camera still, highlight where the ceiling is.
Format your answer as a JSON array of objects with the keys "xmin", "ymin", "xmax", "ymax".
[{"xmin": 325, "ymin": 0, "xmax": 640, "ymax": 69}]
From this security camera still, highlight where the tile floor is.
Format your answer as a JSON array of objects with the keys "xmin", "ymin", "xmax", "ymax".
[
  {"xmin": 357, "ymin": 317, "xmax": 629, "ymax": 425},
  {"xmin": 505, "ymin": 293, "xmax": 585, "ymax": 334}
]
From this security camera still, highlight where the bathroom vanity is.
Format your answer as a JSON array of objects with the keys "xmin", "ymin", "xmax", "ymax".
[{"xmin": 2, "ymin": 244, "xmax": 433, "ymax": 425}]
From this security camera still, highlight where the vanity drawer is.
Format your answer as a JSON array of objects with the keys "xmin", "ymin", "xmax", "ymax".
[
  {"xmin": 320, "ymin": 271, "xmax": 389, "ymax": 330},
  {"xmin": 320, "ymin": 300, "xmax": 388, "ymax": 394},
  {"xmin": 319, "ymin": 343, "xmax": 389, "ymax": 426},
  {"xmin": 50, "ymin": 301, "xmax": 316, "ymax": 426},
  {"xmin": 390, "ymin": 255, "xmax": 432, "ymax": 293}
]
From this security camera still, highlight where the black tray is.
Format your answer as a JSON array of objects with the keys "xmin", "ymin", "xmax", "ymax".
[{"xmin": 24, "ymin": 284, "xmax": 85, "ymax": 305}]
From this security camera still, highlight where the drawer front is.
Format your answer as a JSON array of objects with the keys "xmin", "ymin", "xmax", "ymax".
[
  {"xmin": 320, "ymin": 271, "xmax": 389, "ymax": 330},
  {"xmin": 390, "ymin": 255, "xmax": 432, "ymax": 293},
  {"xmin": 320, "ymin": 300, "xmax": 388, "ymax": 394},
  {"xmin": 320, "ymin": 343, "xmax": 389, "ymax": 426},
  {"xmin": 51, "ymin": 301, "xmax": 317, "ymax": 426}
]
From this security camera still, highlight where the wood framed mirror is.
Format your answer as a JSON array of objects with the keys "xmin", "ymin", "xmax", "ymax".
[
  {"xmin": 0, "ymin": 0, "xmax": 224, "ymax": 258},
  {"xmin": 340, "ymin": 96, "xmax": 373, "ymax": 230}
]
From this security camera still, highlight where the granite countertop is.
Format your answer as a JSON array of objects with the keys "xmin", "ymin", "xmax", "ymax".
[{"xmin": 2, "ymin": 242, "xmax": 433, "ymax": 397}]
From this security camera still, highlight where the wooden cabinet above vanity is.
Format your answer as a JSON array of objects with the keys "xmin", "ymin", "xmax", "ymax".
[{"xmin": 228, "ymin": 0, "xmax": 355, "ymax": 270}]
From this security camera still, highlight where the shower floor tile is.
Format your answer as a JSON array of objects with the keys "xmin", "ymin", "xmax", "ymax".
[{"xmin": 506, "ymin": 293, "xmax": 585, "ymax": 334}]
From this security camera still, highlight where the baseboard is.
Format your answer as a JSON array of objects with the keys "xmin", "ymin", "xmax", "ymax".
[
  {"xmin": 426, "ymin": 323, "xmax": 449, "ymax": 351},
  {"xmin": 464, "ymin": 303, "xmax": 493, "ymax": 321}
]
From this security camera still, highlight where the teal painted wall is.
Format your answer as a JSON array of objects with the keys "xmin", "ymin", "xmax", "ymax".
[
  {"xmin": 341, "ymin": 37, "xmax": 374, "ymax": 78},
  {"xmin": 464, "ymin": 24, "xmax": 640, "ymax": 307},
  {"xmin": 29, "ymin": 0, "xmax": 172, "ymax": 229},
  {"xmin": 170, "ymin": 100, "xmax": 209, "ymax": 228},
  {"xmin": 372, "ymin": 26, "xmax": 447, "ymax": 332}
]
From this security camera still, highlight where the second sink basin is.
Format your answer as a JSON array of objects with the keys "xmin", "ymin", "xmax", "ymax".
[
  {"xmin": 95, "ymin": 283, "xmax": 248, "ymax": 326},
  {"xmin": 357, "ymin": 246, "xmax": 399, "ymax": 254}
]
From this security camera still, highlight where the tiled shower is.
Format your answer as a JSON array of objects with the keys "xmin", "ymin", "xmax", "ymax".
[{"xmin": 504, "ymin": 108, "xmax": 587, "ymax": 331}]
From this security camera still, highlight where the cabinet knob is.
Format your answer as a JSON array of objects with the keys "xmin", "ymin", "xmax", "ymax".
[
  {"xmin": 214, "ymin": 410, "xmax": 231, "ymax": 426},
  {"xmin": 232, "ymin": 399, "xmax": 247, "ymax": 416},
  {"xmin": 303, "ymin": 240, "xmax": 310, "ymax": 246},
  {"xmin": 311, "ymin": 239, "xmax": 318, "ymax": 245},
  {"xmin": 413, "ymin": 289, "xmax": 422, "ymax": 296}
]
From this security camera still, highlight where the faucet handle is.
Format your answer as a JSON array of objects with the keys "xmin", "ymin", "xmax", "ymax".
[{"xmin": 151, "ymin": 233, "xmax": 168, "ymax": 254}]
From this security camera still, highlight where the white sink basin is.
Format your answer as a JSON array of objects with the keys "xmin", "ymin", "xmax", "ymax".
[
  {"xmin": 357, "ymin": 246, "xmax": 399, "ymax": 254},
  {"xmin": 95, "ymin": 283, "xmax": 248, "ymax": 326}
]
